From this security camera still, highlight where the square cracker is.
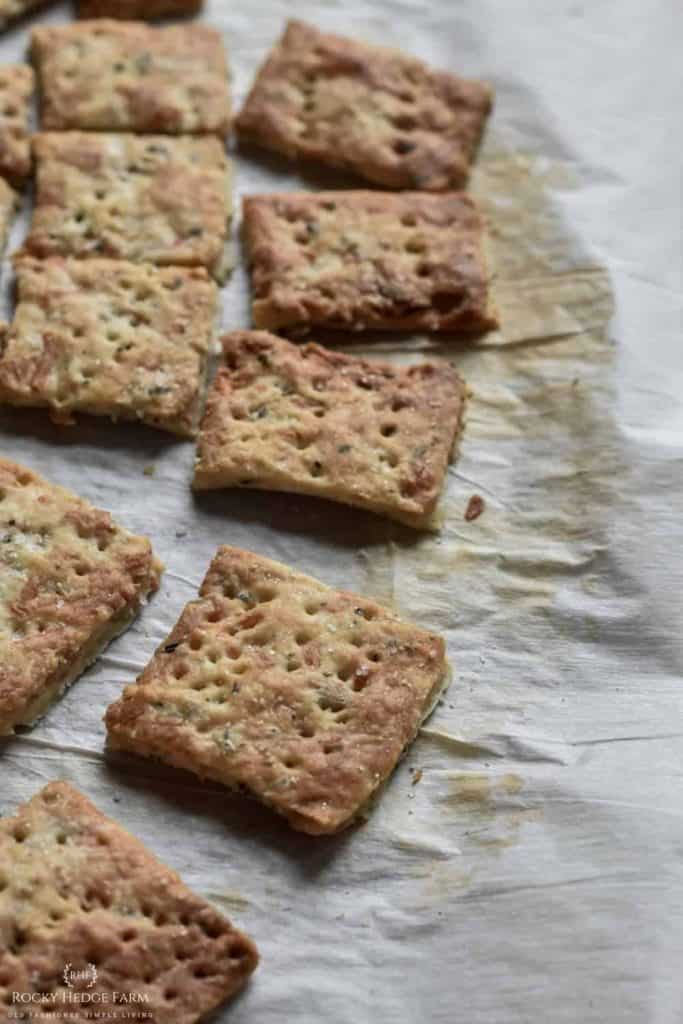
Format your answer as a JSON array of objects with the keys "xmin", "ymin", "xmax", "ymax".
[
  {"xmin": 0, "ymin": 65, "xmax": 33, "ymax": 184},
  {"xmin": 0, "ymin": 458, "xmax": 161, "ymax": 735},
  {"xmin": 78, "ymin": 0, "xmax": 203, "ymax": 18},
  {"xmin": 193, "ymin": 330, "xmax": 467, "ymax": 529},
  {"xmin": 21, "ymin": 132, "xmax": 231, "ymax": 275},
  {"xmin": 0, "ymin": 258, "xmax": 218, "ymax": 438},
  {"xmin": 236, "ymin": 19, "xmax": 492, "ymax": 191},
  {"xmin": 105, "ymin": 545, "xmax": 447, "ymax": 835},
  {"xmin": 0, "ymin": 782, "xmax": 258, "ymax": 1020},
  {"xmin": 33, "ymin": 21, "xmax": 230, "ymax": 136},
  {"xmin": 243, "ymin": 190, "xmax": 497, "ymax": 334}
]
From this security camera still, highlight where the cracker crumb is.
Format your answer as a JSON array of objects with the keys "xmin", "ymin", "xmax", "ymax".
[{"xmin": 465, "ymin": 494, "xmax": 485, "ymax": 521}]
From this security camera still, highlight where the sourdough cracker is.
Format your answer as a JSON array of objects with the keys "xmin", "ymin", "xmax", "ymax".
[
  {"xmin": 243, "ymin": 190, "xmax": 497, "ymax": 334},
  {"xmin": 22, "ymin": 132, "xmax": 231, "ymax": 275},
  {"xmin": 0, "ymin": 258, "xmax": 218, "ymax": 438},
  {"xmin": 0, "ymin": 458, "xmax": 161, "ymax": 735},
  {"xmin": 33, "ymin": 21, "xmax": 230, "ymax": 136},
  {"xmin": 0, "ymin": 782, "xmax": 258, "ymax": 1020},
  {"xmin": 0, "ymin": 64, "xmax": 33, "ymax": 183},
  {"xmin": 236, "ymin": 19, "xmax": 492, "ymax": 190},
  {"xmin": 78, "ymin": 0, "xmax": 203, "ymax": 15},
  {"xmin": 105, "ymin": 545, "xmax": 447, "ymax": 835},
  {"xmin": 193, "ymin": 330, "xmax": 467, "ymax": 528}
]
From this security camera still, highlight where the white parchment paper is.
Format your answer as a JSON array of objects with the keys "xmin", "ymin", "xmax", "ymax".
[{"xmin": 1, "ymin": 2, "xmax": 682, "ymax": 1022}]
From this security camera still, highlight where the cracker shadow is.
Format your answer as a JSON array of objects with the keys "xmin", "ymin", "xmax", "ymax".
[
  {"xmin": 234, "ymin": 139, "xmax": 371, "ymax": 193},
  {"xmin": 0, "ymin": 406, "xmax": 188, "ymax": 456},
  {"xmin": 102, "ymin": 749, "xmax": 357, "ymax": 877},
  {"xmin": 192, "ymin": 486, "xmax": 423, "ymax": 552}
]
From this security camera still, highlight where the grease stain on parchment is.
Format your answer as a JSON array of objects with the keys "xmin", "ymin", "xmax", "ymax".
[{"xmin": 444, "ymin": 772, "xmax": 543, "ymax": 853}]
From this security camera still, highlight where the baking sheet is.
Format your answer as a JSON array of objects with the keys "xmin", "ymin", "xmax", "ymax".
[{"xmin": 1, "ymin": 1, "xmax": 682, "ymax": 1022}]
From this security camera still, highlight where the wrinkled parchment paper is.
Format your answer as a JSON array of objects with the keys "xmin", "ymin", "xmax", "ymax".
[{"xmin": 2, "ymin": 2, "xmax": 682, "ymax": 1022}]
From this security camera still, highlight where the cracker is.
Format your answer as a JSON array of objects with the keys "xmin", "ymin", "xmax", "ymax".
[
  {"xmin": 0, "ymin": 782, "xmax": 258, "ymax": 1019},
  {"xmin": 0, "ymin": 458, "xmax": 161, "ymax": 735},
  {"xmin": 236, "ymin": 19, "xmax": 492, "ymax": 191},
  {"xmin": 243, "ymin": 190, "xmax": 497, "ymax": 334},
  {"xmin": 0, "ymin": 258, "xmax": 218, "ymax": 438},
  {"xmin": 21, "ymin": 132, "xmax": 231, "ymax": 275},
  {"xmin": 105, "ymin": 545, "xmax": 447, "ymax": 835},
  {"xmin": 78, "ymin": 0, "xmax": 203, "ymax": 18},
  {"xmin": 0, "ymin": 0, "xmax": 53, "ymax": 32},
  {"xmin": 193, "ymin": 330, "xmax": 466, "ymax": 528},
  {"xmin": 33, "ymin": 21, "xmax": 230, "ymax": 136},
  {"xmin": 0, "ymin": 65, "xmax": 33, "ymax": 184}
]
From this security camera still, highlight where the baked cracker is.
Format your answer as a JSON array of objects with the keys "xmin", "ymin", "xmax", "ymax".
[
  {"xmin": 0, "ymin": 64, "xmax": 33, "ymax": 184},
  {"xmin": 33, "ymin": 21, "xmax": 230, "ymax": 136},
  {"xmin": 78, "ymin": 0, "xmax": 203, "ymax": 21},
  {"xmin": 0, "ymin": 458, "xmax": 161, "ymax": 735},
  {"xmin": 0, "ymin": 258, "xmax": 218, "ymax": 438},
  {"xmin": 0, "ymin": 782, "xmax": 258, "ymax": 1020},
  {"xmin": 22, "ymin": 132, "xmax": 231, "ymax": 276},
  {"xmin": 236, "ymin": 19, "xmax": 492, "ymax": 191},
  {"xmin": 243, "ymin": 190, "xmax": 497, "ymax": 334},
  {"xmin": 193, "ymin": 330, "xmax": 467, "ymax": 529},
  {"xmin": 105, "ymin": 545, "xmax": 447, "ymax": 835}
]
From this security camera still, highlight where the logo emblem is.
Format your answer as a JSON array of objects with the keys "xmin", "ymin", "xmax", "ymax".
[{"xmin": 63, "ymin": 962, "xmax": 98, "ymax": 989}]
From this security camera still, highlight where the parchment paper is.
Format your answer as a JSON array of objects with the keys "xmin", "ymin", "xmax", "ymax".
[{"xmin": 1, "ymin": 2, "xmax": 682, "ymax": 1022}]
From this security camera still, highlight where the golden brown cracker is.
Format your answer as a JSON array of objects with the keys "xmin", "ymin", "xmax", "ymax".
[
  {"xmin": 0, "ymin": 458, "xmax": 161, "ymax": 735},
  {"xmin": 243, "ymin": 190, "xmax": 497, "ymax": 334},
  {"xmin": 236, "ymin": 19, "xmax": 492, "ymax": 190},
  {"xmin": 33, "ymin": 21, "xmax": 229, "ymax": 136},
  {"xmin": 0, "ymin": 781, "xmax": 258, "ymax": 1020},
  {"xmin": 105, "ymin": 545, "xmax": 447, "ymax": 835},
  {"xmin": 193, "ymin": 330, "xmax": 467, "ymax": 528},
  {"xmin": 22, "ymin": 132, "xmax": 231, "ymax": 275},
  {"xmin": 0, "ymin": 258, "xmax": 217, "ymax": 438}
]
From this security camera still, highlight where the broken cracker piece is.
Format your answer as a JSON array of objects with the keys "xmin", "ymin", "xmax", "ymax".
[
  {"xmin": 78, "ymin": 0, "xmax": 203, "ymax": 16},
  {"xmin": 22, "ymin": 132, "xmax": 231, "ymax": 275},
  {"xmin": 0, "ymin": 258, "xmax": 218, "ymax": 438},
  {"xmin": 105, "ymin": 545, "xmax": 447, "ymax": 835},
  {"xmin": 236, "ymin": 19, "xmax": 492, "ymax": 191},
  {"xmin": 33, "ymin": 21, "xmax": 230, "ymax": 136},
  {"xmin": 0, "ymin": 781, "xmax": 258, "ymax": 1020},
  {"xmin": 193, "ymin": 330, "xmax": 467, "ymax": 529},
  {"xmin": 243, "ymin": 190, "xmax": 497, "ymax": 334},
  {"xmin": 0, "ymin": 458, "xmax": 161, "ymax": 735},
  {"xmin": 0, "ymin": 64, "xmax": 33, "ymax": 183}
]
